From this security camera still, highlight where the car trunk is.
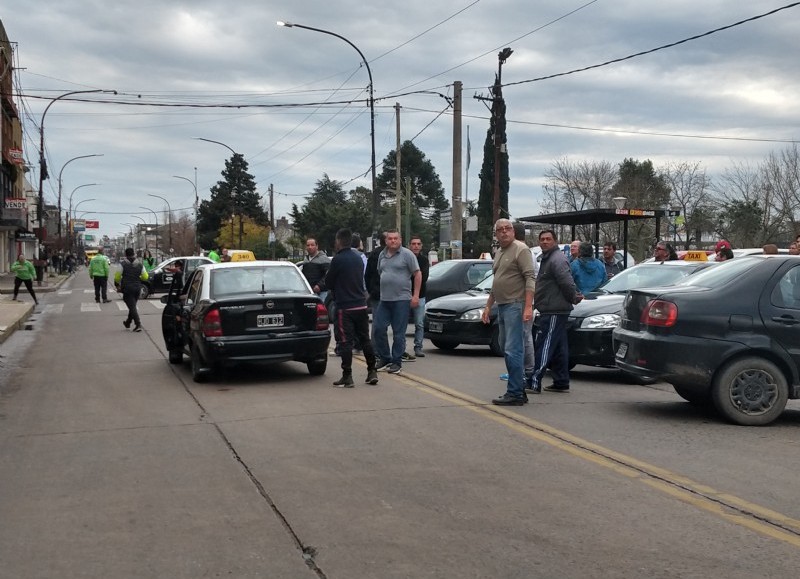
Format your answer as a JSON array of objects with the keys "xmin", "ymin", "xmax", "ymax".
[{"xmin": 213, "ymin": 295, "xmax": 322, "ymax": 336}]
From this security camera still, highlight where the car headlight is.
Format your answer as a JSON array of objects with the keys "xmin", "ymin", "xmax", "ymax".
[
  {"xmin": 458, "ymin": 307, "xmax": 485, "ymax": 321},
  {"xmin": 580, "ymin": 313, "xmax": 620, "ymax": 329}
]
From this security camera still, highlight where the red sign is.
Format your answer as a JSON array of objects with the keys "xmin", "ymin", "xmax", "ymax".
[{"xmin": 85, "ymin": 220, "xmax": 100, "ymax": 229}]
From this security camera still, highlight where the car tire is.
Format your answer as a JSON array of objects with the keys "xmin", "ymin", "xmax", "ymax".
[
  {"xmin": 307, "ymin": 358, "xmax": 327, "ymax": 376},
  {"xmin": 168, "ymin": 349, "xmax": 183, "ymax": 364},
  {"xmin": 672, "ymin": 384, "xmax": 711, "ymax": 406},
  {"xmin": 711, "ymin": 357, "xmax": 789, "ymax": 426},
  {"xmin": 431, "ymin": 339, "xmax": 458, "ymax": 351},
  {"xmin": 191, "ymin": 343, "xmax": 210, "ymax": 383},
  {"xmin": 489, "ymin": 325, "xmax": 503, "ymax": 357},
  {"xmin": 139, "ymin": 284, "xmax": 150, "ymax": 300}
]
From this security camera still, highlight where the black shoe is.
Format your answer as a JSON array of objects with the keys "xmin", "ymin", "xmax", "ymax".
[
  {"xmin": 387, "ymin": 363, "xmax": 402, "ymax": 374},
  {"xmin": 333, "ymin": 374, "xmax": 354, "ymax": 388},
  {"xmin": 522, "ymin": 393, "xmax": 529, "ymax": 404},
  {"xmin": 491, "ymin": 394, "xmax": 524, "ymax": 406},
  {"xmin": 123, "ymin": 320, "xmax": 131, "ymax": 329},
  {"xmin": 132, "ymin": 325, "xmax": 142, "ymax": 333},
  {"xmin": 365, "ymin": 370, "xmax": 379, "ymax": 385},
  {"xmin": 95, "ymin": 299, "xmax": 100, "ymax": 303},
  {"xmin": 544, "ymin": 385, "xmax": 570, "ymax": 393},
  {"xmin": 525, "ymin": 386, "xmax": 542, "ymax": 394},
  {"xmin": 414, "ymin": 349, "xmax": 425, "ymax": 358},
  {"xmin": 103, "ymin": 299, "xmax": 111, "ymax": 303}
]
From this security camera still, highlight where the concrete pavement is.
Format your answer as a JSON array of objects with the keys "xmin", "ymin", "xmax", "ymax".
[{"xmin": 0, "ymin": 270, "xmax": 71, "ymax": 344}]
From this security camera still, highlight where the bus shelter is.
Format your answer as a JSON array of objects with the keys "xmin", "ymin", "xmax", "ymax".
[{"xmin": 518, "ymin": 208, "xmax": 679, "ymax": 269}]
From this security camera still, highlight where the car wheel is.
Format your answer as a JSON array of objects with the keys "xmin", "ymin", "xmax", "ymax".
[
  {"xmin": 168, "ymin": 349, "xmax": 183, "ymax": 364},
  {"xmin": 191, "ymin": 344, "xmax": 210, "ymax": 383},
  {"xmin": 672, "ymin": 384, "xmax": 711, "ymax": 406},
  {"xmin": 711, "ymin": 357, "xmax": 788, "ymax": 426},
  {"xmin": 307, "ymin": 358, "xmax": 327, "ymax": 376},
  {"xmin": 431, "ymin": 339, "xmax": 458, "ymax": 351},
  {"xmin": 489, "ymin": 325, "xmax": 503, "ymax": 357},
  {"xmin": 139, "ymin": 284, "xmax": 150, "ymax": 300}
]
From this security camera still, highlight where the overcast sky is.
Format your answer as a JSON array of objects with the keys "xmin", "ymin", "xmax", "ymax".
[{"xmin": 4, "ymin": 0, "xmax": 799, "ymax": 245}]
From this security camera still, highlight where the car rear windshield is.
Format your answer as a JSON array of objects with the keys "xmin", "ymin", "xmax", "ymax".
[
  {"xmin": 427, "ymin": 260, "xmax": 461, "ymax": 280},
  {"xmin": 211, "ymin": 266, "xmax": 308, "ymax": 298},
  {"xmin": 676, "ymin": 256, "xmax": 760, "ymax": 288},
  {"xmin": 599, "ymin": 264, "xmax": 699, "ymax": 293}
]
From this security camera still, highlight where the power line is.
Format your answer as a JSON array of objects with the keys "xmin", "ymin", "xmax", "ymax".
[{"xmin": 499, "ymin": 2, "xmax": 800, "ymax": 90}]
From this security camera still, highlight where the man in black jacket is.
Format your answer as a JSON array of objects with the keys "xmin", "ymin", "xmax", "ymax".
[
  {"xmin": 528, "ymin": 230, "xmax": 582, "ymax": 394},
  {"xmin": 322, "ymin": 228, "xmax": 379, "ymax": 387}
]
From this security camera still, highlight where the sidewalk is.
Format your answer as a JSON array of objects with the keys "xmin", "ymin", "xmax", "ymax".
[{"xmin": 0, "ymin": 271, "xmax": 72, "ymax": 345}]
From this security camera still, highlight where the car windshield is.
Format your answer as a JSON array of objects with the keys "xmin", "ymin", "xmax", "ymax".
[
  {"xmin": 597, "ymin": 263, "xmax": 698, "ymax": 293},
  {"xmin": 473, "ymin": 272, "xmax": 493, "ymax": 291},
  {"xmin": 211, "ymin": 266, "xmax": 308, "ymax": 298},
  {"xmin": 676, "ymin": 256, "xmax": 761, "ymax": 288}
]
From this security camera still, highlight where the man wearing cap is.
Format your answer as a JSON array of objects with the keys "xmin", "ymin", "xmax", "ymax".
[{"xmin": 715, "ymin": 240, "xmax": 733, "ymax": 261}]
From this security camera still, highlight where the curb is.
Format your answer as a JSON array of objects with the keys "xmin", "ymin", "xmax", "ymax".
[{"xmin": 0, "ymin": 302, "xmax": 35, "ymax": 345}]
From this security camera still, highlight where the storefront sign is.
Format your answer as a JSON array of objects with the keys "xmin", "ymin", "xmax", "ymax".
[
  {"xmin": 4, "ymin": 198, "xmax": 27, "ymax": 209},
  {"xmin": 85, "ymin": 220, "xmax": 99, "ymax": 229}
]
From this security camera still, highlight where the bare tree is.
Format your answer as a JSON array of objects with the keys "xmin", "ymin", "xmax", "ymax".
[
  {"xmin": 761, "ymin": 144, "xmax": 800, "ymax": 237},
  {"xmin": 662, "ymin": 161, "xmax": 714, "ymax": 249},
  {"xmin": 541, "ymin": 158, "xmax": 616, "ymax": 240}
]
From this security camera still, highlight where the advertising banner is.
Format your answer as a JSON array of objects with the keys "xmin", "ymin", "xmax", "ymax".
[
  {"xmin": 72, "ymin": 219, "xmax": 86, "ymax": 232},
  {"xmin": 85, "ymin": 220, "xmax": 100, "ymax": 229}
]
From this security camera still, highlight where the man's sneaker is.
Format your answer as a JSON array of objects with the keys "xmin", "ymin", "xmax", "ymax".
[
  {"xmin": 491, "ymin": 393, "xmax": 524, "ymax": 406},
  {"xmin": 103, "ymin": 299, "xmax": 112, "ymax": 303},
  {"xmin": 544, "ymin": 384, "xmax": 570, "ymax": 393},
  {"xmin": 365, "ymin": 370, "xmax": 379, "ymax": 385},
  {"xmin": 499, "ymin": 373, "xmax": 509, "ymax": 381},
  {"xmin": 95, "ymin": 298, "xmax": 100, "ymax": 303},
  {"xmin": 402, "ymin": 351, "xmax": 416, "ymax": 362},
  {"xmin": 333, "ymin": 374, "xmax": 354, "ymax": 388},
  {"xmin": 525, "ymin": 385, "xmax": 542, "ymax": 394},
  {"xmin": 387, "ymin": 363, "xmax": 402, "ymax": 374},
  {"xmin": 414, "ymin": 348, "xmax": 425, "ymax": 358},
  {"xmin": 123, "ymin": 320, "xmax": 132, "ymax": 329},
  {"xmin": 376, "ymin": 361, "xmax": 392, "ymax": 372},
  {"xmin": 132, "ymin": 325, "xmax": 143, "ymax": 333}
]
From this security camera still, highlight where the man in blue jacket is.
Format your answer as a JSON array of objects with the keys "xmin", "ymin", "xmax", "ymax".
[
  {"xmin": 319, "ymin": 228, "xmax": 379, "ymax": 387},
  {"xmin": 528, "ymin": 230, "xmax": 582, "ymax": 394}
]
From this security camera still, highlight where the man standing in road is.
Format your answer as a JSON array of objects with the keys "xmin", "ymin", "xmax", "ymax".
[
  {"xmin": 602, "ymin": 242, "xmax": 623, "ymax": 278},
  {"xmin": 88, "ymin": 247, "xmax": 111, "ymax": 303},
  {"xmin": 116, "ymin": 247, "xmax": 149, "ymax": 332},
  {"xmin": 482, "ymin": 219, "xmax": 535, "ymax": 406},
  {"xmin": 373, "ymin": 229, "xmax": 421, "ymax": 374},
  {"xmin": 403, "ymin": 234, "xmax": 430, "ymax": 360},
  {"xmin": 301, "ymin": 238, "xmax": 331, "ymax": 302},
  {"xmin": 322, "ymin": 228, "xmax": 379, "ymax": 387},
  {"xmin": 528, "ymin": 230, "xmax": 582, "ymax": 394}
]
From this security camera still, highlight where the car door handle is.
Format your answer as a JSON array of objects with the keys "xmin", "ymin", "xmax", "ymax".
[{"xmin": 772, "ymin": 316, "xmax": 800, "ymax": 325}]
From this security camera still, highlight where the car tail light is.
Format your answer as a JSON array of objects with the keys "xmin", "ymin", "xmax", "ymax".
[
  {"xmin": 202, "ymin": 308, "xmax": 223, "ymax": 337},
  {"xmin": 315, "ymin": 303, "xmax": 329, "ymax": 330},
  {"xmin": 641, "ymin": 300, "xmax": 678, "ymax": 327}
]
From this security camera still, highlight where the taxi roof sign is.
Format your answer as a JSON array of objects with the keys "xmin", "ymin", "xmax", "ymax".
[{"xmin": 684, "ymin": 250, "xmax": 708, "ymax": 261}]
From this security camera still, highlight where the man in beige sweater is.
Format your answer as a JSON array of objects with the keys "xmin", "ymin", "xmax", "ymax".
[{"xmin": 482, "ymin": 218, "xmax": 535, "ymax": 406}]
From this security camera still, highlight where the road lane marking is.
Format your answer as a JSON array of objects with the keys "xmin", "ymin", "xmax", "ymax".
[
  {"xmin": 44, "ymin": 304, "xmax": 63, "ymax": 314},
  {"xmin": 389, "ymin": 370, "xmax": 800, "ymax": 547},
  {"xmin": 80, "ymin": 302, "xmax": 101, "ymax": 312},
  {"xmin": 116, "ymin": 302, "xmax": 127, "ymax": 311}
]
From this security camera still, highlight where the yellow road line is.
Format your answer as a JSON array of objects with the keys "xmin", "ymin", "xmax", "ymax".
[{"xmin": 392, "ymin": 371, "xmax": 800, "ymax": 547}]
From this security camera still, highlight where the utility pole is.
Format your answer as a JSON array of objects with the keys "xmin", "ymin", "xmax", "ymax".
[
  {"xmin": 269, "ymin": 183, "xmax": 275, "ymax": 229},
  {"xmin": 451, "ymin": 81, "xmax": 463, "ymax": 259},
  {"xmin": 492, "ymin": 48, "xmax": 513, "ymax": 224},
  {"xmin": 395, "ymin": 103, "xmax": 402, "ymax": 231},
  {"xmin": 405, "ymin": 177, "xmax": 412, "ymax": 242}
]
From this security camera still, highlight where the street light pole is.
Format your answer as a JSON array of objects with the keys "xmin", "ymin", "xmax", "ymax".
[
  {"xmin": 71, "ymin": 198, "xmax": 96, "ymax": 253},
  {"xmin": 148, "ymin": 193, "xmax": 172, "ymax": 253},
  {"xmin": 57, "ymin": 153, "xmax": 103, "ymax": 240},
  {"xmin": 67, "ymin": 183, "xmax": 98, "ymax": 257},
  {"xmin": 194, "ymin": 138, "xmax": 243, "ymax": 248},
  {"xmin": 173, "ymin": 171, "xmax": 198, "ymax": 253},
  {"xmin": 37, "ymin": 89, "xmax": 113, "ymax": 254},
  {"xmin": 277, "ymin": 20, "xmax": 378, "ymax": 240},
  {"xmin": 139, "ymin": 207, "xmax": 159, "ymax": 257}
]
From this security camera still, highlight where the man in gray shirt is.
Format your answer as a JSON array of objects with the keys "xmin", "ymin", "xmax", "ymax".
[{"xmin": 373, "ymin": 229, "xmax": 421, "ymax": 374}]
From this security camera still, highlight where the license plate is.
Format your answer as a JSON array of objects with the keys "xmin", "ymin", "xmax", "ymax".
[
  {"xmin": 615, "ymin": 342, "xmax": 628, "ymax": 359},
  {"xmin": 257, "ymin": 314, "xmax": 284, "ymax": 328},
  {"xmin": 429, "ymin": 321, "xmax": 443, "ymax": 333}
]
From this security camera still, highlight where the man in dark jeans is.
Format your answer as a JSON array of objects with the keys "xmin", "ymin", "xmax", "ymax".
[
  {"xmin": 118, "ymin": 247, "xmax": 148, "ymax": 332},
  {"xmin": 528, "ymin": 230, "xmax": 582, "ymax": 394},
  {"xmin": 320, "ymin": 228, "xmax": 379, "ymax": 387}
]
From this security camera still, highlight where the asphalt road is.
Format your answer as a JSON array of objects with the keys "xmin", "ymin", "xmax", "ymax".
[{"xmin": 1, "ymin": 274, "xmax": 799, "ymax": 578}]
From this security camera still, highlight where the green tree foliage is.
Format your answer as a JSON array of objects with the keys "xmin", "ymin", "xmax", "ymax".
[
  {"xmin": 476, "ymin": 75, "xmax": 509, "ymax": 248},
  {"xmin": 197, "ymin": 153, "xmax": 268, "ymax": 249},
  {"xmin": 290, "ymin": 175, "xmax": 371, "ymax": 254},
  {"xmin": 376, "ymin": 140, "xmax": 449, "ymax": 245},
  {"xmin": 609, "ymin": 159, "xmax": 671, "ymax": 258},
  {"xmin": 715, "ymin": 199, "xmax": 764, "ymax": 248}
]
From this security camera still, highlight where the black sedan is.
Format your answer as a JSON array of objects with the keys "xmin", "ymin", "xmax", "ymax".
[
  {"xmin": 567, "ymin": 260, "xmax": 714, "ymax": 368},
  {"xmin": 424, "ymin": 272, "xmax": 501, "ymax": 355},
  {"xmin": 613, "ymin": 256, "xmax": 800, "ymax": 426},
  {"xmin": 161, "ymin": 261, "xmax": 331, "ymax": 382},
  {"xmin": 426, "ymin": 259, "xmax": 493, "ymax": 301}
]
